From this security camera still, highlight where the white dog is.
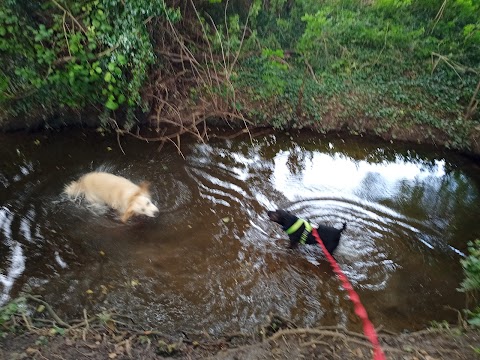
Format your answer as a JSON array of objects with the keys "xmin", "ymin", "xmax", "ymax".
[{"xmin": 64, "ymin": 172, "xmax": 159, "ymax": 222}]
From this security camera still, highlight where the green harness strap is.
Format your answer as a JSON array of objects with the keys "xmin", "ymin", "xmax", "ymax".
[{"xmin": 285, "ymin": 219, "xmax": 313, "ymax": 244}]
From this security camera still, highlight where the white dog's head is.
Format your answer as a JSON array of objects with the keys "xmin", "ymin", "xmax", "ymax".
[
  {"xmin": 122, "ymin": 182, "xmax": 159, "ymax": 222},
  {"xmin": 130, "ymin": 194, "xmax": 159, "ymax": 217}
]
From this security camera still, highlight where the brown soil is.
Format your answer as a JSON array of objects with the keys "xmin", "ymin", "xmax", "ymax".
[{"xmin": 1, "ymin": 311, "xmax": 479, "ymax": 360}]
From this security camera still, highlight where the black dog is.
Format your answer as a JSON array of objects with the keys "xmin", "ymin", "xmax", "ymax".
[{"xmin": 267, "ymin": 209, "xmax": 346, "ymax": 254}]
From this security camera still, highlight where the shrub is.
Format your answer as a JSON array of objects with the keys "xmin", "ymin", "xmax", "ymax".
[
  {"xmin": 0, "ymin": 0, "xmax": 180, "ymax": 125},
  {"xmin": 459, "ymin": 240, "xmax": 480, "ymax": 328}
]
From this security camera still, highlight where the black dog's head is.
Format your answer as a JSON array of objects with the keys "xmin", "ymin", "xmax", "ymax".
[{"xmin": 267, "ymin": 209, "xmax": 298, "ymax": 229}]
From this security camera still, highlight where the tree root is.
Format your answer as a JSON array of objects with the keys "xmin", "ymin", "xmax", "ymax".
[{"xmin": 25, "ymin": 295, "xmax": 71, "ymax": 329}]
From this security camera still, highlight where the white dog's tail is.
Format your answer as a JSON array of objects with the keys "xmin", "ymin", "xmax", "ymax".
[{"xmin": 64, "ymin": 180, "xmax": 83, "ymax": 199}]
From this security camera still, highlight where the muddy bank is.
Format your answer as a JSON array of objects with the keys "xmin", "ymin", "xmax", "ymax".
[
  {"xmin": 1, "ymin": 300, "xmax": 479, "ymax": 360},
  {"xmin": 1, "ymin": 319, "xmax": 479, "ymax": 360},
  {"xmin": 2, "ymin": 110, "xmax": 480, "ymax": 158},
  {"xmin": 283, "ymin": 114, "xmax": 480, "ymax": 158}
]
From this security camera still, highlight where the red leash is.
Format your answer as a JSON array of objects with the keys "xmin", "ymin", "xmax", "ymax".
[{"xmin": 312, "ymin": 228, "xmax": 386, "ymax": 360}]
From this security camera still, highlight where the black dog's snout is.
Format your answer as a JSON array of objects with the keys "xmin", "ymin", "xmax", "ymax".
[{"xmin": 267, "ymin": 210, "xmax": 278, "ymax": 222}]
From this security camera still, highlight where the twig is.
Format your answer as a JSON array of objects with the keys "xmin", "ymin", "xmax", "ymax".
[
  {"xmin": 304, "ymin": 59, "xmax": 318, "ymax": 83},
  {"xmin": 82, "ymin": 309, "xmax": 89, "ymax": 341},
  {"xmin": 431, "ymin": 0, "xmax": 447, "ymax": 34},
  {"xmin": 25, "ymin": 295, "xmax": 71, "ymax": 328},
  {"xmin": 116, "ymin": 131, "xmax": 126, "ymax": 155},
  {"xmin": 21, "ymin": 312, "xmax": 34, "ymax": 331},
  {"xmin": 62, "ymin": 12, "xmax": 71, "ymax": 57},
  {"xmin": 466, "ymin": 77, "xmax": 480, "ymax": 120},
  {"xmin": 268, "ymin": 328, "xmax": 348, "ymax": 343},
  {"xmin": 300, "ymin": 339, "xmax": 330, "ymax": 347},
  {"xmin": 50, "ymin": 0, "xmax": 87, "ymax": 35},
  {"xmin": 230, "ymin": 4, "xmax": 251, "ymax": 72}
]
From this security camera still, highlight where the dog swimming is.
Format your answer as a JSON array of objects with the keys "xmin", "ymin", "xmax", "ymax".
[
  {"xmin": 267, "ymin": 209, "xmax": 346, "ymax": 254},
  {"xmin": 64, "ymin": 172, "xmax": 159, "ymax": 223}
]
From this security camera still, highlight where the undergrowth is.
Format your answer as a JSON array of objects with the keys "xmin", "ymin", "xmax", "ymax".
[
  {"xmin": 459, "ymin": 239, "xmax": 480, "ymax": 329},
  {"xmin": 227, "ymin": 0, "xmax": 480, "ymax": 149},
  {"xmin": 0, "ymin": 0, "xmax": 479, "ymax": 151},
  {"xmin": 0, "ymin": 0, "xmax": 180, "ymax": 127}
]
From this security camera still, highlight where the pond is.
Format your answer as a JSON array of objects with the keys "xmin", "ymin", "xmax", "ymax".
[{"xmin": 1, "ymin": 129, "xmax": 480, "ymax": 335}]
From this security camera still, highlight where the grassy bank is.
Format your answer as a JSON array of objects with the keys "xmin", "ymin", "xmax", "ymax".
[
  {"xmin": 0, "ymin": 0, "xmax": 479, "ymax": 153},
  {"xmin": 231, "ymin": 0, "xmax": 480, "ymax": 152}
]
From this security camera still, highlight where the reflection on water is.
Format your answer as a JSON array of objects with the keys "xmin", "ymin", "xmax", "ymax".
[{"xmin": 0, "ymin": 130, "xmax": 479, "ymax": 334}]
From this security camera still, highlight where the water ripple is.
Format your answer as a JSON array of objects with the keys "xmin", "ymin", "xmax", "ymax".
[
  {"xmin": 0, "ymin": 131, "xmax": 479, "ymax": 333},
  {"xmin": 0, "ymin": 207, "xmax": 26, "ymax": 305}
]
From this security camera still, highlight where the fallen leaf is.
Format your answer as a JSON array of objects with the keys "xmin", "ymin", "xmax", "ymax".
[
  {"xmin": 131, "ymin": 280, "xmax": 139, "ymax": 287},
  {"xmin": 106, "ymin": 147, "xmax": 112, "ymax": 151},
  {"xmin": 99, "ymin": 250, "xmax": 105, "ymax": 256},
  {"xmin": 25, "ymin": 347, "xmax": 38, "ymax": 355},
  {"xmin": 100, "ymin": 285, "xmax": 108, "ymax": 295},
  {"xmin": 86, "ymin": 289, "xmax": 94, "ymax": 294},
  {"xmin": 222, "ymin": 217, "xmax": 230, "ymax": 223},
  {"xmin": 36, "ymin": 305, "xmax": 45, "ymax": 313},
  {"xmin": 106, "ymin": 320, "xmax": 116, "ymax": 332},
  {"xmin": 108, "ymin": 353, "xmax": 117, "ymax": 359}
]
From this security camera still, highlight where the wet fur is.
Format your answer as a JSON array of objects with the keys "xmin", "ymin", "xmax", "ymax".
[
  {"xmin": 267, "ymin": 209, "xmax": 346, "ymax": 254},
  {"xmin": 64, "ymin": 172, "xmax": 159, "ymax": 222}
]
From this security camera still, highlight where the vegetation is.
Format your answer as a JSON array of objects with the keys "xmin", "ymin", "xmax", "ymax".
[
  {"xmin": 0, "ymin": 0, "xmax": 180, "ymax": 127},
  {"xmin": 0, "ymin": 0, "xmax": 479, "ymax": 150},
  {"xmin": 459, "ymin": 239, "xmax": 480, "ymax": 328},
  {"xmin": 233, "ymin": 0, "xmax": 480, "ymax": 149}
]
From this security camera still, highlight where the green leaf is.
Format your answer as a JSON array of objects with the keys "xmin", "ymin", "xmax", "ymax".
[
  {"xmin": 104, "ymin": 72, "xmax": 112, "ymax": 82},
  {"xmin": 53, "ymin": 326, "xmax": 65, "ymax": 336},
  {"xmin": 468, "ymin": 317, "xmax": 480, "ymax": 328},
  {"xmin": 105, "ymin": 98, "xmax": 118, "ymax": 110},
  {"xmin": 95, "ymin": 66, "xmax": 102, "ymax": 74},
  {"xmin": 117, "ymin": 54, "xmax": 126, "ymax": 65}
]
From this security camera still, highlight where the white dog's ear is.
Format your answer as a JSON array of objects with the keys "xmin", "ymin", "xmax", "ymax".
[{"xmin": 138, "ymin": 181, "xmax": 151, "ymax": 194}]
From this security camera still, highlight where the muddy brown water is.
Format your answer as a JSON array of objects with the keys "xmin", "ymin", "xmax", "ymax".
[{"xmin": 1, "ymin": 129, "xmax": 480, "ymax": 335}]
